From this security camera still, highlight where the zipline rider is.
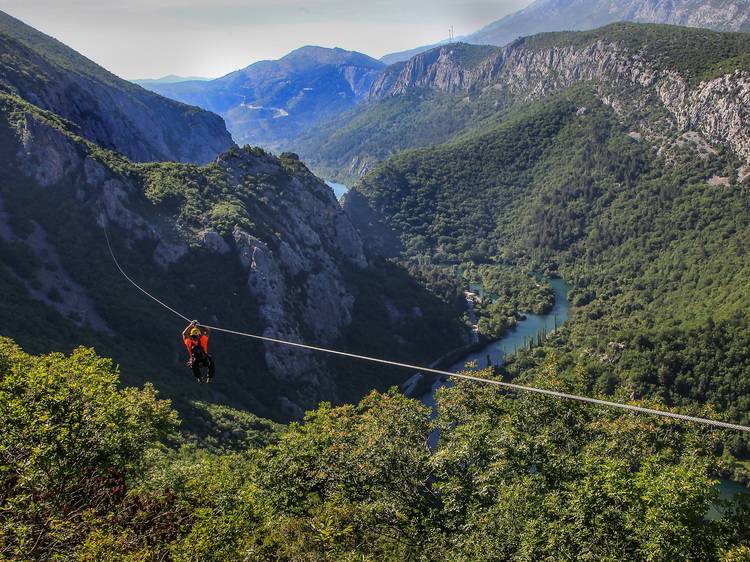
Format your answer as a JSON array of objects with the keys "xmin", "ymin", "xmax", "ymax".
[{"xmin": 182, "ymin": 320, "xmax": 215, "ymax": 383}]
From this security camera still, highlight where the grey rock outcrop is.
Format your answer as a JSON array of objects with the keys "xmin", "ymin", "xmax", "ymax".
[
  {"xmin": 225, "ymin": 151, "xmax": 369, "ymax": 409},
  {"xmin": 371, "ymin": 35, "xmax": 750, "ymax": 164}
]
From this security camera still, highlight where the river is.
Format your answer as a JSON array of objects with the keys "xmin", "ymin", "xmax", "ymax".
[
  {"xmin": 410, "ymin": 277, "xmax": 748, "ymax": 506},
  {"xmin": 325, "ymin": 181, "xmax": 348, "ymax": 200},
  {"xmin": 417, "ymin": 278, "xmax": 571, "ymax": 409},
  {"xmin": 325, "ymin": 183, "xmax": 747, "ymax": 503}
]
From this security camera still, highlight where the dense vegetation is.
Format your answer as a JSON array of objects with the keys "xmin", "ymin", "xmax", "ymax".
[
  {"xmin": 293, "ymin": 89, "xmax": 509, "ymax": 184},
  {"xmin": 461, "ymin": 264, "xmax": 555, "ymax": 338},
  {"xmin": 353, "ymin": 87, "xmax": 750, "ymax": 459},
  {"xmin": 2, "ymin": 339, "xmax": 748, "ymax": 560}
]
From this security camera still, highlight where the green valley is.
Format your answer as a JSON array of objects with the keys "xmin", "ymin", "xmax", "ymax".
[
  {"xmin": 3, "ymin": 7, "xmax": 750, "ymax": 561},
  {"xmin": 349, "ymin": 84, "xmax": 750, "ymax": 466}
]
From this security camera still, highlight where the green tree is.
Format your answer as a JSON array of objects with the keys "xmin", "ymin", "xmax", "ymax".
[{"xmin": 0, "ymin": 338, "xmax": 179, "ymax": 560}]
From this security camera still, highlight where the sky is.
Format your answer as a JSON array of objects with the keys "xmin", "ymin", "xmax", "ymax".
[{"xmin": 0, "ymin": 0, "xmax": 532, "ymax": 79}]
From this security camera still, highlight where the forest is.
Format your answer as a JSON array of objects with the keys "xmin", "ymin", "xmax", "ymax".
[
  {"xmin": 353, "ymin": 88, "xmax": 750, "ymax": 468},
  {"xmin": 3, "ymin": 338, "xmax": 749, "ymax": 560}
]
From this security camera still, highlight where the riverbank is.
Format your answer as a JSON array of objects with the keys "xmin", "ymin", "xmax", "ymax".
[
  {"xmin": 400, "ymin": 338, "xmax": 491, "ymax": 399},
  {"xmin": 421, "ymin": 279, "xmax": 570, "ymax": 407}
]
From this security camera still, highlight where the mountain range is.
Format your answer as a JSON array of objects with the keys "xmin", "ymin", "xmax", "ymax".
[
  {"xmin": 139, "ymin": 46, "xmax": 384, "ymax": 150},
  {"xmin": 134, "ymin": 0, "xmax": 750, "ymax": 161},
  {"xmin": 294, "ymin": 23, "xmax": 750, "ymax": 182}
]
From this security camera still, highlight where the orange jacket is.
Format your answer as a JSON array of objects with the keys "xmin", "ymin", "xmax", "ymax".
[{"xmin": 185, "ymin": 335, "xmax": 209, "ymax": 355}]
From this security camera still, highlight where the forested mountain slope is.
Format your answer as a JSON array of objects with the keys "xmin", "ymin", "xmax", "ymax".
[
  {"xmin": 296, "ymin": 24, "xmax": 750, "ymax": 183},
  {"xmin": 351, "ymin": 88, "xmax": 750, "ymax": 455},
  {"xmin": 0, "ymin": 90, "xmax": 462, "ymax": 421},
  {"xmin": 141, "ymin": 46, "xmax": 384, "ymax": 150},
  {"xmin": 0, "ymin": 10, "xmax": 234, "ymax": 163}
]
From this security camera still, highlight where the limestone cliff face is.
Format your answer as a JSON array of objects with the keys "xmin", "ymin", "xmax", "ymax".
[
  {"xmin": 6, "ymin": 98, "xmax": 369, "ymax": 416},
  {"xmin": 370, "ymin": 48, "xmax": 483, "ymax": 98},
  {"xmin": 370, "ymin": 35, "xmax": 750, "ymax": 163}
]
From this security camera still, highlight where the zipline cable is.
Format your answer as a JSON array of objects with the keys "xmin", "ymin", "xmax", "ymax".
[
  {"xmin": 103, "ymin": 226, "xmax": 191, "ymax": 323},
  {"xmin": 103, "ymin": 224, "xmax": 750, "ymax": 434}
]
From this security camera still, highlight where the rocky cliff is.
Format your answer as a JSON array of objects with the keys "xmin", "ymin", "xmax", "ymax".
[
  {"xmin": 0, "ymin": 10, "xmax": 234, "ymax": 164},
  {"xmin": 369, "ymin": 24, "xmax": 750, "ymax": 165},
  {"xmin": 0, "ymin": 91, "xmax": 461, "ymax": 420}
]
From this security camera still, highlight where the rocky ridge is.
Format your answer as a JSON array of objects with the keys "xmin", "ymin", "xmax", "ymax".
[
  {"xmin": 1, "ymin": 91, "xmax": 426, "ymax": 418},
  {"xmin": 370, "ymin": 27, "xmax": 750, "ymax": 165}
]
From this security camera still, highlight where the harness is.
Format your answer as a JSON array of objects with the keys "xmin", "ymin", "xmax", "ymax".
[{"xmin": 188, "ymin": 337, "xmax": 208, "ymax": 361}]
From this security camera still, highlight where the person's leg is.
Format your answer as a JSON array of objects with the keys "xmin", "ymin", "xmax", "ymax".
[
  {"xmin": 206, "ymin": 355, "xmax": 215, "ymax": 380},
  {"xmin": 190, "ymin": 359, "xmax": 203, "ymax": 381}
]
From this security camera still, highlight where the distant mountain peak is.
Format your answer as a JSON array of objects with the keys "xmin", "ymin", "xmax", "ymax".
[
  {"xmin": 141, "ymin": 45, "xmax": 385, "ymax": 148},
  {"xmin": 132, "ymin": 75, "xmax": 211, "ymax": 85},
  {"xmin": 278, "ymin": 45, "xmax": 385, "ymax": 69}
]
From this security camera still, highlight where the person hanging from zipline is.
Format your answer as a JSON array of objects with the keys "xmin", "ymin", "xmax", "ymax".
[{"xmin": 182, "ymin": 320, "xmax": 215, "ymax": 383}]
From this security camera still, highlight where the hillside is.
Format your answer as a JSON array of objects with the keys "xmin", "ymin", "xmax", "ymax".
[
  {"xmin": 0, "ymin": 10, "xmax": 234, "ymax": 163},
  {"xmin": 0, "ymin": 90, "xmax": 463, "ymax": 421},
  {"xmin": 351, "ymin": 87, "xmax": 750, "ymax": 450},
  {"xmin": 141, "ymin": 46, "xmax": 385, "ymax": 150},
  {"xmin": 381, "ymin": 0, "xmax": 750, "ymax": 64},
  {"xmin": 296, "ymin": 23, "xmax": 750, "ymax": 183}
]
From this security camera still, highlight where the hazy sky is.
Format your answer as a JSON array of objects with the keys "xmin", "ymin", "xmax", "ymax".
[{"xmin": 0, "ymin": 0, "xmax": 531, "ymax": 79}]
